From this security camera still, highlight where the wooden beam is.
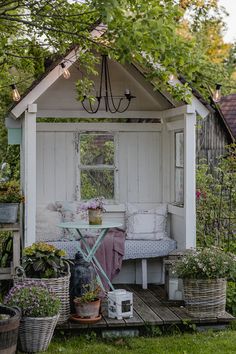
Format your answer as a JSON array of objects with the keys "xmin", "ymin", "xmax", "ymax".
[
  {"xmin": 184, "ymin": 112, "xmax": 196, "ymax": 249},
  {"xmin": 162, "ymin": 105, "xmax": 195, "ymax": 119},
  {"xmin": 22, "ymin": 104, "xmax": 37, "ymax": 246},
  {"xmin": 36, "ymin": 123, "xmax": 162, "ymax": 132},
  {"xmin": 37, "ymin": 110, "xmax": 163, "ymax": 120}
]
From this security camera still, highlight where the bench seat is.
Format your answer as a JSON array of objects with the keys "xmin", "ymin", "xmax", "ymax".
[{"xmin": 48, "ymin": 238, "xmax": 177, "ymax": 289}]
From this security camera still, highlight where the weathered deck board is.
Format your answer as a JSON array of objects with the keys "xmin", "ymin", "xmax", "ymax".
[
  {"xmin": 58, "ymin": 285, "xmax": 235, "ymax": 330},
  {"xmin": 126, "ymin": 284, "xmax": 181, "ymax": 324}
]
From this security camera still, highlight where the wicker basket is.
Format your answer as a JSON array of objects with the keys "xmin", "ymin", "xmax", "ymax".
[
  {"xmin": 18, "ymin": 314, "xmax": 59, "ymax": 353},
  {"xmin": 14, "ymin": 265, "xmax": 71, "ymax": 324},
  {"xmin": 183, "ymin": 278, "xmax": 227, "ymax": 318},
  {"xmin": 0, "ymin": 305, "xmax": 20, "ymax": 354}
]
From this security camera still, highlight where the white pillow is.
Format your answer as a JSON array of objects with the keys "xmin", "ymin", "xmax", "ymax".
[
  {"xmin": 126, "ymin": 204, "xmax": 167, "ymax": 240},
  {"xmin": 36, "ymin": 205, "xmax": 64, "ymax": 242}
]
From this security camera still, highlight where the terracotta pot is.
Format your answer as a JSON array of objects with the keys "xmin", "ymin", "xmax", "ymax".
[
  {"xmin": 88, "ymin": 208, "xmax": 102, "ymax": 225},
  {"xmin": 74, "ymin": 299, "xmax": 101, "ymax": 318}
]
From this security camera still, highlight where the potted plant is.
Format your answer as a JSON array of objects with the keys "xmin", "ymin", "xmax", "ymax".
[
  {"xmin": 80, "ymin": 197, "xmax": 105, "ymax": 225},
  {"xmin": 173, "ymin": 247, "xmax": 236, "ymax": 318},
  {"xmin": 0, "ymin": 181, "xmax": 23, "ymax": 223},
  {"xmin": 14, "ymin": 242, "xmax": 71, "ymax": 324},
  {"xmin": 73, "ymin": 281, "xmax": 101, "ymax": 321},
  {"xmin": 4, "ymin": 281, "xmax": 60, "ymax": 353},
  {"xmin": 0, "ymin": 304, "xmax": 21, "ymax": 354}
]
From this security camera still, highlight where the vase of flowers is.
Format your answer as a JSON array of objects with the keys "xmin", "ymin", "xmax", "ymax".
[
  {"xmin": 173, "ymin": 247, "xmax": 236, "ymax": 318},
  {"xmin": 4, "ymin": 281, "xmax": 60, "ymax": 353},
  {"xmin": 81, "ymin": 197, "xmax": 105, "ymax": 225},
  {"xmin": 14, "ymin": 242, "xmax": 71, "ymax": 324}
]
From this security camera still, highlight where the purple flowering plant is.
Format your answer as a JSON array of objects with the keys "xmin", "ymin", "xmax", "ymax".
[
  {"xmin": 4, "ymin": 281, "xmax": 60, "ymax": 317},
  {"xmin": 79, "ymin": 197, "xmax": 106, "ymax": 212}
]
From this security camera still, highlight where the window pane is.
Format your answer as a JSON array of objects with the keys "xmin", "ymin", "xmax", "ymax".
[
  {"xmin": 80, "ymin": 134, "xmax": 114, "ymax": 166},
  {"xmin": 175, "ymin": 132, "xmax": 184, "ymax": 167},
  {"xmin": 175, "ymin": 168, "xmax": 184, "ymax": 203},
  {"xmin": 81, "ymin": 170, "xmax": 114, "ymax": 200}
]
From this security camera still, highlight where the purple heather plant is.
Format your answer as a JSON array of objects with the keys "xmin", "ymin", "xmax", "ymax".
[{"xmin": 4, "ymin": 281, "xmax": 60, "ymax": 317}]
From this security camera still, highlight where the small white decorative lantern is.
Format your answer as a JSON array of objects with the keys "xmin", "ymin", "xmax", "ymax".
[{"xmin": 107, "ymin": 289, "xmax": 133, "ymax": 320}]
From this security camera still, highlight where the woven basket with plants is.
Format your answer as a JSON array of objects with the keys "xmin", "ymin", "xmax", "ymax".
[
  {"xmin": 173, "ymin": 247, "xmax": 236, "ymax": 318},
  {"xmin": 14, "ymin": 242, "xmax": 71, "ymax": 324},
  {"xmin": 5, "ymin": 281, "xmax": 60, "ymax": 353}
]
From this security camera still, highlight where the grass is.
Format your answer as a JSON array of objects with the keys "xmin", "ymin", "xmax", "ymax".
[{"xmin": 45, "ymin": 329, "xmax": 236, "ymax": 354}]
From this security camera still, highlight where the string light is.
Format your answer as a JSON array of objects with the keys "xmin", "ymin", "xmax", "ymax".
[
  {"xmin": 10, "ymin": 84, "xmax": 21, "ymax": 102},
  {"xmin": 60, "ymin": 62, "xmax": 71, "ymax": 79},
  {"xmin": 212, "ymin": 84, "xmax": 222, "ymax": 103}
]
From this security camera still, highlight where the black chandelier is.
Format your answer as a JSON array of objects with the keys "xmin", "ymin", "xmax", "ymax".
[{"xmin": 81, "ymin": 54, "xmax": 136, "ymax": 114}]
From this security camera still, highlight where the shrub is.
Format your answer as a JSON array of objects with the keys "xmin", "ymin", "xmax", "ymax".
[{"xmin": 4, "ymin": 281, "xmax": 60, "ymax": 317}]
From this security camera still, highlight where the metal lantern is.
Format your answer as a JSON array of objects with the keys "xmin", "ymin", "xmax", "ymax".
[{"xmin": 107, "ymin": 289, "xmax": 133, "ymax": 320}]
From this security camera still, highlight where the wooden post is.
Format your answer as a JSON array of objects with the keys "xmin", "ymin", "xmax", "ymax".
[
  {"xmin": 184, "ymin": 112, "xmax": 196, "ymax": 249},
  {"xmin": 22, "ymin": 104, "xmax": 37, "ymax": 247}
]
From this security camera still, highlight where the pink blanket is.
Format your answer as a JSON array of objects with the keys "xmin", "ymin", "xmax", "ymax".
[{"xmin": 82, "ymin": 228, "xmax": 125, "ymax": 290}]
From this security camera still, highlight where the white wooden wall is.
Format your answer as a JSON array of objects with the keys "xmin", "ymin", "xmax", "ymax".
[{"xmin": 36, "ymin": 124, "xmax": 162, "ymax": 206}]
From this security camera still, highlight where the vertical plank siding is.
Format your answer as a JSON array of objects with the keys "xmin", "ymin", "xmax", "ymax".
[
  {"xmin": 37, "ymin": 128, "xmax": 162, "ymax": 205},
  {"xmin": 196, "ymin": 113, "xmax": 231, "ymax": 165}
]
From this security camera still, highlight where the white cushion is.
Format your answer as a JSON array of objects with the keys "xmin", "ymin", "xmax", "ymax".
[
  {"xmin": 126, "ymin": 204, "xmax": 167, "ymax": 240},
  {"xmin": 36, "ymin": 205, "xmax": 64, "ymax": 242}
]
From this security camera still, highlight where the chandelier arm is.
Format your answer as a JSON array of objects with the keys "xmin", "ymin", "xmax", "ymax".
[
  {"xmin": 81, "ymin": 99, "xmax": 100, "ymax": 114},
  {"xmin": 106, "ymin": 56, "xmax": 120, "ymax": 111},
  {"xmin": 117, "ymin": 98, "xmax": 131, "ymax": 113}
]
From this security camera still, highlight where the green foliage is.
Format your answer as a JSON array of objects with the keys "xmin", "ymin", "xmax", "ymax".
[
  {"xmin": 0, "ymin": 180, "xmax": 23, "ymax": 203},
  {"xmin": 0, "ymin": 234, "xmax": 13, "ymax": 267},
  {"xmin": 226, "ymin": 282, "xmax": 236, "ymax": 317},
  {"xmin": 23, "ymin": 242, "xmax": 69, "ymax": 279},
  {"xmin": 74, "ymin": 281, "xmax": 100, "ymax": 303},
  {"xmin": 196, "ymin": 144, "xmax": 236, "ymax": 252},
  {"xmin": 4, "ymin": 282, "xmax": 60, "ymax": 317},
  {"xmin": 173, "ymin": 247, "xmax": 236, "ymax": 280}
]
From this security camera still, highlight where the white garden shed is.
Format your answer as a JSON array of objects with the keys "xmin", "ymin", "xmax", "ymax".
[{"xmin": 5, "ymin": 29, "xmax": 210, "ymax": 286}]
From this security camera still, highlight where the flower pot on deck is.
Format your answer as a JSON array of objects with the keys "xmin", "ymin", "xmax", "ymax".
[
  {"xmin": 0, "ymin": 305, "xmax": 20, "ymax": 354},
  {"xmin": 74, "ymin": 298, "xmax": 101, "ymax": 319},
  {"xmin": 183, "ymin": 278, "xmax": 227, "ymax": 318}
]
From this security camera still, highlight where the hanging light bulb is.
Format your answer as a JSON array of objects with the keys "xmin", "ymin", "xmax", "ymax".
[
  {"xmin": 213, "ymin": 84, "xmax": 222, "ymax": 103},
  {"xmin": 169, "ymin": 73, "xmax": 175, "ymax": 83},
  {"xmin": 10, "ymin": 84, "xmax": 21, "ymax": 102},
  {"xmin": 60, "ymin": 62, "xmax": 71, "ymax": 79}
]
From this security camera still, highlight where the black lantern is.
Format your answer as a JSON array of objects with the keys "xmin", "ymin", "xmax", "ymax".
[{"xmin": 82, "ymin": 54, "xmax": 135, "ymax": 114}]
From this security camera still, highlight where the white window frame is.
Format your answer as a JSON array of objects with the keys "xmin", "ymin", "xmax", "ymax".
[
  {"xmin": 174, "ymin": 130, "xmax": 184, "ymax": 205},
  {"xmin": 76, "ymin": 131, "xmax": 119, "ymax": 202}
]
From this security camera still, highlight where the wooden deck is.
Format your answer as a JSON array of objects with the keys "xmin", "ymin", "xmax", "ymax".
[{"xmin": 59, "ymin": 284, "xmax": 235, "ymax": 331}]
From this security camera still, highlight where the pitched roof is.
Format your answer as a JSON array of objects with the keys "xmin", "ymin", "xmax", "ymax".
[{"xmin": 219, "ymin": 94, "xmax": 236, "ymax": 139}]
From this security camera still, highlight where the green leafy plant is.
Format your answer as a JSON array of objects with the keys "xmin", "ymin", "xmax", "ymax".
[
  {"xmin": 23, "ymin": 242, "xmax": 69, "ymax": 279},
  {"xmin": 226, "ymin": 281, "xmax": 236, "ymax": 317},
  {"xmin": 173, "ymin": 247, "xmax": 236, "ymax": 280},
  {"xmin": 0, "ymin": 181, "xmax": 23, "ymax": 203},
  {"xmin": 4, "ymin": 281, "xmax": 60, "ymax": 317},
  {"xmin": 75, "ymin": 281, "xmax": 100, "ymax": 303}
]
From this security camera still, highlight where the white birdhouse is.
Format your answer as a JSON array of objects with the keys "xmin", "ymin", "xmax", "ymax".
[{"xmin": 107, "ymin": 289, "xmax": 133, "ymax": 320}]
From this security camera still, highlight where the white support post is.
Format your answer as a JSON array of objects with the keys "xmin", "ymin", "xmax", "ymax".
[
  {"xmin": 141, "ymin": 259, "xmax": 148, "ymax": 289},
  {"xmin": 184, "ymin": 112, "xmax": 196, "ymax": 249},
  {"xmin": 161, "ymin": 121, "xmax": 171, "ymax": 202},
  {"xmin": 22, "ymin": 104, "xmax": 37, "ymax": 247}
]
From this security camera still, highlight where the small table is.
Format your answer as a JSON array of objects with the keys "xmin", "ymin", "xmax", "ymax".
[{"xmin": 58, "ymin": 222, "xmax": 122, "ymax": 291}]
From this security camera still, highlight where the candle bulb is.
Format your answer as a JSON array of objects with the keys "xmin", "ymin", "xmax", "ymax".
[
  {"xmin": 60, "ymin": 63, "xmax": 71, "ymax": 79},
  {"xmin": 11, "ymin": 84, "xmax": 21, "ymax": 102}
]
